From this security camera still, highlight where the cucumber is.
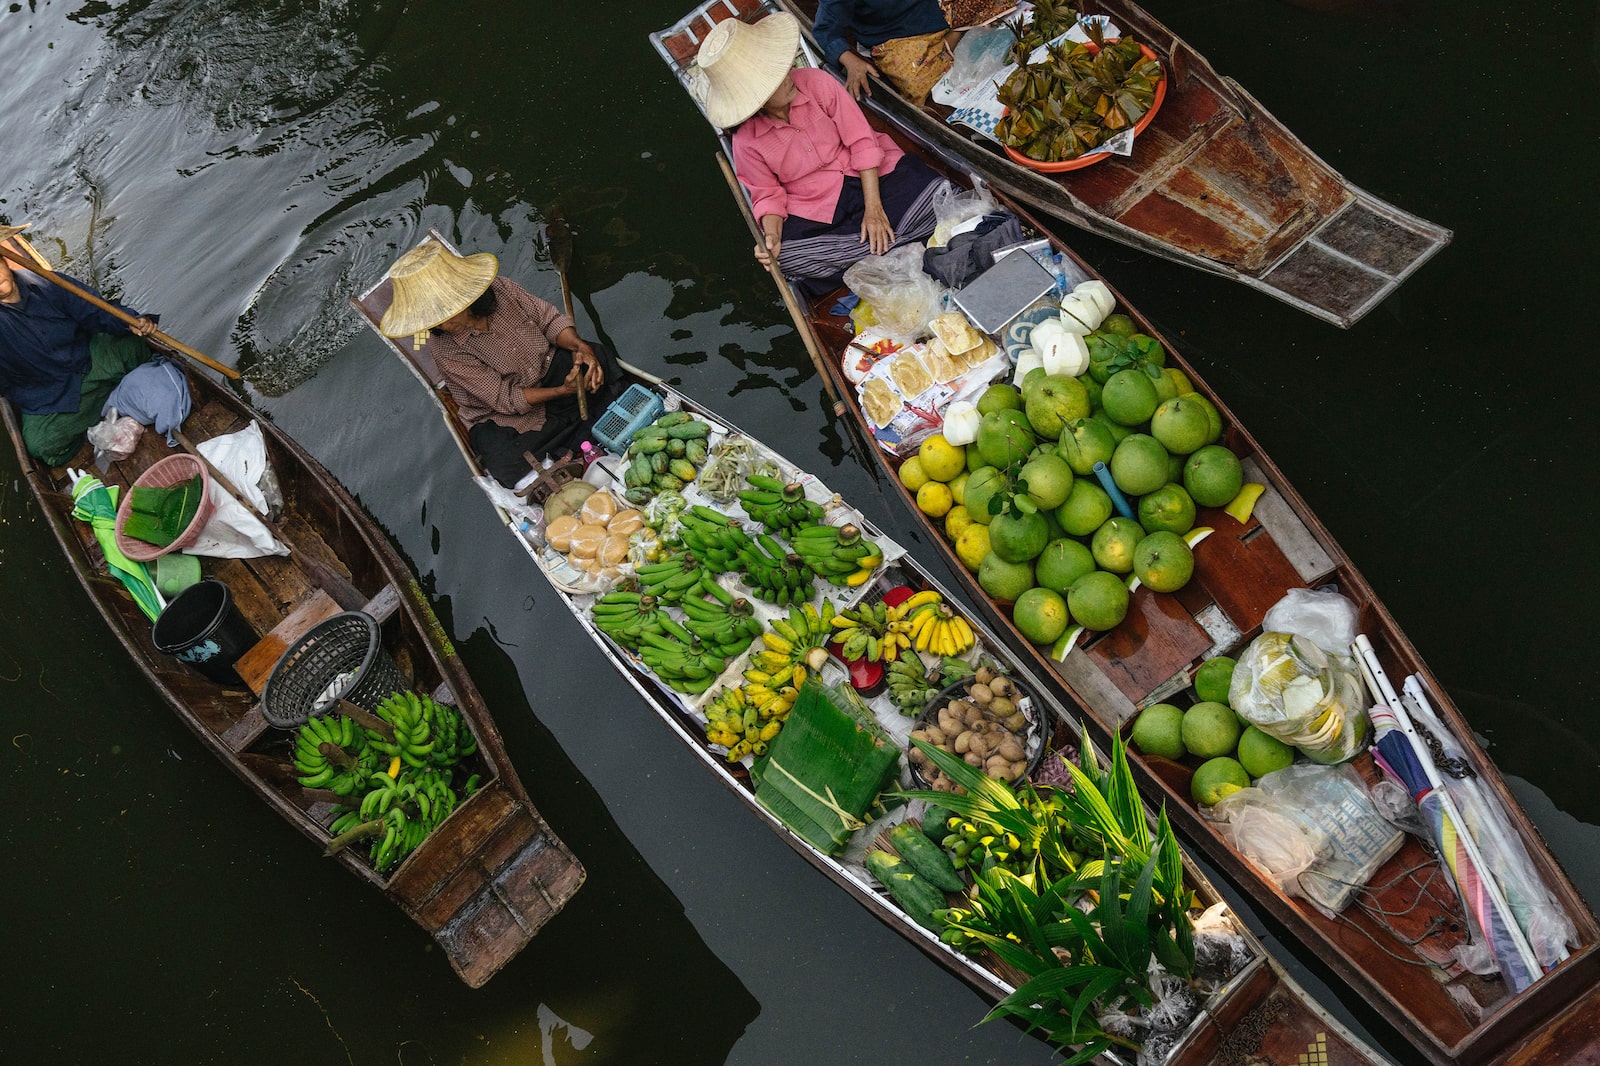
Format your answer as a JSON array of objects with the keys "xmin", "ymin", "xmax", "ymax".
[
  {"xmin": 864, "ymin": 850, "xmax": 945, "ymax": 930},
  {"xmin": 920, "ymin": 806, "xmax": 955, "ymax": 843},
  {"xmin": 889, "ymin": 823, "xmax": 964, "ymax": 892}
]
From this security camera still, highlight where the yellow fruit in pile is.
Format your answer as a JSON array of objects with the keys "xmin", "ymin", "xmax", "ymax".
[
  {"xmin": 917, "ymin": 480, "xmax": 953, "ymax": 518},
  {"xmin": 899, "ymin": 455, "xmax": 930, "ymax": 492},
  {"xmin": 918, "ymin": 434, "xmax": 967, "ymax": 482},
  {"xmin": 944, "ymin": 505, "xmax": 973, "ymax": 542},
  {"xmin": 948, "ymin": 471, "xmax": 969, "ymax": 507},
  {"xmin": 954, "ymin": 523, "xmax": 990, "ymax": 572}
]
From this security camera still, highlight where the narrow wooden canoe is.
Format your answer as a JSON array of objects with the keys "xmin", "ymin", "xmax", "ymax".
[
  {"xmin": 665, "ymin": 0, "xmax": 1450, "ymax": 327},
  {"xmin": 354, "ymin": 258, "xmax": 1392, "ymax": 1065},
  {"xmin": 2, "ymin": 307, "xmax": 584, "ymax": 987},
  {"xmin": 685, "ymin": 58, "xmax": 1600, "ymax": 1065}
]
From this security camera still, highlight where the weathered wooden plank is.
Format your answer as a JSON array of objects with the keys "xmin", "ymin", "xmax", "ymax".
[
  {"xmin": 1240, "ymin": 458, "xmax": 1336, "ymax": 584},
  {"xmin": 233, "ymin": 589, "xmax": 342, "ymax": 696}
]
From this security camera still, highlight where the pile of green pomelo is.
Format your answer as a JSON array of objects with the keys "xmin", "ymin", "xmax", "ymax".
[
  {"xmin": 900, "ymin": 314, "xmax": 1250, "ymax": 653},
  {"xmin": 1129, "ymin": 656, "xmax": 1296, "ymax": 806}
]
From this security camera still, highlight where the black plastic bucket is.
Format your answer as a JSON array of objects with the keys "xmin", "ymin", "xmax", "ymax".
[{"xmin": 151, "ymin": 579, "xmax": 258, "ymax": 684}]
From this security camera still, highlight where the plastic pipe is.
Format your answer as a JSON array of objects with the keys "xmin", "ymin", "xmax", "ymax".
[{"xmin": 1092, "ymin": 462, "xmax": 1135, "ymax": 520}]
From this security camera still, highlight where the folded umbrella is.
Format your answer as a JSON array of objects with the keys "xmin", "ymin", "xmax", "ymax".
[
  {"xmin": 70, "ymin": 469, "xmax": 164, "ymax": 622},
  {"xmin": 1354, "ymin": 634, "xmax": 1541, "ymax": 992}
]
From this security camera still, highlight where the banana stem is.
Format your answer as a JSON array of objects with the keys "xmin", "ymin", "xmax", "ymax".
[
  {"xmin": 323, "ymin": 819, "xmax": 385, "ymax": 856},
  {"xmin": 337, "ymin": 698, "xmax": 395, "ymax": 742},
  {"xmin": 319, "ymin": 742, "xmax": 356, "ymax": 771}
]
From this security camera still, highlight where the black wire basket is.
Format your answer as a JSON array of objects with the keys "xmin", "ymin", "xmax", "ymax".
[{"xmin": 260, "ymin": 611, "xmax": 408, "ymax": 729}]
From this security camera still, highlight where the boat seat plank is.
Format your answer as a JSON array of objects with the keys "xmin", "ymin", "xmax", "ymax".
[
  {"xmin": 1259, "ymin": 240, "xmax": 1389, "ymax": 322},
  {"xmin": 1188, "ymin": 519, "xmax": 1311, "ymax": 638},
  {"xmin": 233, "ymin": 588, "xmax": 344, "ymax": 696},
  {"xmin": 1082, "ymin": 589, "xmax": 1212, "ymax": 706},
  {"xmin": 205, "ymin": 555, "xmax": 289, "ymax": 638},
  {"xmin": 1239, "ymin": 459, "xmax": 1336, "ymax": 583}
]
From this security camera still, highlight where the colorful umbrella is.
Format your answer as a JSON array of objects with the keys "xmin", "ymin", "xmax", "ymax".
[
  {"xmin": 1354, "ymin": 635, "xmax": 1542, "ymax": 993},
  {"xmin": 69, "ymin": 469, "xmax": 164, "ymax": 622}
]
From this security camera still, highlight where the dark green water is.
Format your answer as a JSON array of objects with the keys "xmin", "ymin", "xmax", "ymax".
[{"xmin": 2, "ymin": 1, "xmax": 1597, "ymax": 1062}]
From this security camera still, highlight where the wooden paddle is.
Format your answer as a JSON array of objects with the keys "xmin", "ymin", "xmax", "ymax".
[
  {"xmin": 714, "ymin": 152, "xmax": 882, "ymax": 485},
  {"xmin": 545, "ymin": 210, "xmax": 587, "ymax": 421},
  {"xmin": 0, "ymin": 243, "xmax": 240, "ymax": 380}
]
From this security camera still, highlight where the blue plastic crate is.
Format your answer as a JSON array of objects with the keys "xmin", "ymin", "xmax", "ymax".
[{"xmin": 591, "ymin": 383, "xmax": 665, "ymax": 454}]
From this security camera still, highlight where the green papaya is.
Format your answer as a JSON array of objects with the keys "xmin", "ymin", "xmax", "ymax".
[
  {"xmin": 889, "ymin": 823, "xmax": 964, "ymax": 892},
  {"xmin": 654, "ymin": 411, "xmax": 692, "ymax": 428},
  {"xmin": 667, "ymin": 420, "xmax": 711, "ymax": 440},
  {"xmin": 667, "ymin": 437, "xmax": 687, "ymax": 458}
]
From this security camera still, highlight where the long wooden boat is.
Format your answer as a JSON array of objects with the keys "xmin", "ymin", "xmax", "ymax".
[
  {"xmin": 662, "ymin": 0, "xmax": 1450, "ymax": 327},
  {"xmin": 1, "ymin": 271, "xmax": 584, "ymax": 987},
  {"xmin": 355, "ymin": 255, "xmax": 1395, "ymax": 1065},
  {"xmin": 662, "ymin": 19, "xmax": 1600, "ymax": 1059}
]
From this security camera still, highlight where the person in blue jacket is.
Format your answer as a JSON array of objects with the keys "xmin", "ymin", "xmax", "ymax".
[
  {"xmin": 0, "ymin": 225, "xmax": 158, "ymax": 465},
  {"xmin": 813, "ymin": 0, "xmax": 955, "ymax": 101}
]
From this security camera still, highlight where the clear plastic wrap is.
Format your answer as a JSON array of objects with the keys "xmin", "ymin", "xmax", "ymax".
[
  {"xmin": 843, "ymin": 245, "xmax": 945, "ymax": 346},
  {"xmin": 86, "ymin": 408, "xmax": 143, "ymax": 469},
  {"xmin": 1229, "ymin": 631, "xmax": 1369, "ymax": 764},
  {"xmin": 1261, "ymin": 586, "xmax": 1359, "ymax": 656}
]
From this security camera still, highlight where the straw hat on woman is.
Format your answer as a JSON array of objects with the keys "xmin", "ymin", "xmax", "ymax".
[
  {"xmin": 378, "ymin": 241, "xmax": 621, "ymax": 489},
  {"xmin": 695, "ymin": 13, "xmax": 945, "ymax": 294}
]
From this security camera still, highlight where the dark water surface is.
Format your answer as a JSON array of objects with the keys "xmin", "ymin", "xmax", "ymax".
[{"xmin": 3, "ymin": 1, "xmax": 1598, "ymax": 1062}]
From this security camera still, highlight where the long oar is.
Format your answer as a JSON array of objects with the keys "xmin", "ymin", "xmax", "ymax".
[
  {"xmin": 714, "ymin": 151, "xmax": 881, "ymax": 485},
  {"xmin": 546, "ymin": 210, "xmax": 587, "ymax": 421},
  {"xmin": 0, "ymin": 243, "xmax": 240, "ymax": 381}
]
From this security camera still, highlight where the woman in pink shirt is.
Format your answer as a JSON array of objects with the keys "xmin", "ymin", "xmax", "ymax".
[{"xmin": 695, "ymin": 14, "xmax": 944, "ymax": 294}]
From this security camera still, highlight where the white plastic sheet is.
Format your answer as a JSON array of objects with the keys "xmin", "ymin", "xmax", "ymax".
[{"xmin": 185, "ymin": 421, "xmax": 290, "ymax": 558}]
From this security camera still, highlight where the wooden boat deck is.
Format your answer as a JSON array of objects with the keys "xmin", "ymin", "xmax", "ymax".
[{"xmin": 2, "ymin": 349, "xmax": 583, "ymax": 987}]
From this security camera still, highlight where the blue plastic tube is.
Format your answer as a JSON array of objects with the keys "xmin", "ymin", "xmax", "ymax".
[{"xmin": 1092, "ymin": 461, "xmax": 1136, "ymax": 520}]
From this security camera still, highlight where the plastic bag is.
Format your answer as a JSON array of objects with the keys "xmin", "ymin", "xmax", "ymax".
[
  {"xmin": 1262, "ymin": 586, "xmax": 1359, "ymax": 656},
  {"xmin": 932, "ymin": 24, "xmax": 1014, "ymax": 106},
  {"xmin": 842, "ymin": 245, "xmax": 945, "ymax": 346},
  {"xmin": 1230, "ymin": 631, "xmax": 1369, "ymax": 764},
  {"xmin": 928, "ymin": 182, "xmax": 998, "ymax": 248},
  {"xmin": 86, "ymin": 407, "xmax": 143, "ymax": 469},
  {"xmin": 1210, "ymin": 763, "xmax": 1403, "ymax": 919}
]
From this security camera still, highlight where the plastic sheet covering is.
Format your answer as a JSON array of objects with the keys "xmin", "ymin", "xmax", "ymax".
[
  {"xmin": 843, "ymin": 245, "xmax": 946, "ymax": 346},
  {"xmin": 187, "ymin": 421, "xmax": 290, "ymax": 558},
  {"xmin": 1230, "ymin": 631, "xmax": 1368, "ymax": 764}
]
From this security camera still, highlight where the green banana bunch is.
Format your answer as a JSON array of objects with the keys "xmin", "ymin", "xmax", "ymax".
[
  {"xmin": 365, "ymin": 691, "xmax": 453, "ymax": 771},
  {"xmin": 676, "ymin": 505, "xmax": 752, "ymax": 573},
  {"xmin": 292, "ymin": 714, "xmax": 378, "ymax": 795},
  {"xmin": 358, "ymin": 765, "xmax": 462, "ymax": 873},
  {"xmin": 634, "ymin": 550, "xmax": 707, "ymax": 604},
  {"xmin": 737, "ymin": 474, "xmax": 826, "ymax": 536},
  {"xmin": 591, "ymin": 590, "xmax": 669, "ymax": 649},
  {"xmin": 787, "ymin": 522, "xmax": 882, "ymax": 587},
  {"xmin": 635, "ymin": 627, "xmax": 728, "ymax": 696},
  {"xmin": 734, "ymin": 532, "xmax": 814, "ymax": 606},
  {"xmin": 830, "ymin": 599, "xmax": 890, "ymax": 662},
  {"xmin": 886, "ymin": 650, "xmax": 937, "ymax": 715},
  {"xmin": 679, "ymin": 575, "xmax": 764, "ymax": 659}
]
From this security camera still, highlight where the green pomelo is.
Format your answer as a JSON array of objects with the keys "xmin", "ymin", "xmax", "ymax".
[
  {"xmin": 1131, "ymin": 704, "xmax": 1187, "ymax": 760},
  {"xmin": 977, "ymin": 383, "xmax": 1024, "ymax": 416},
  {"xmin": 1100, "ymin": 313, "xmax": 1136, "ymax": 337},
  {"xmin": 978, "ymin": 552, "xmax": 1035, "ymax": 603},
  {"xmin": 1091, "ymin": 516, "xmax": 1143, "ymax": 573},
  {"xmin": 1058, "ymin": 417, "xmax": 1116, "ymax": 475},
  {"xmin": 1020, "ymin": 366, "xmax": 1049, "ymax": 397},
  {"xmin": 1151, "ymin": 370, "xmax": 1180, "ymax": 403},
  {"xmin": 1192, "ymin": 757, "xmax": 1251, "ymax": 806},
  {"xmin": 1185, "ymin": 393, "xmax": 1224, "ymax": 444},
  {"xmin": 1109, "ymin": 434, "xmax": 1170, "ymax": 497},
  {"xmin": 1182, "ymin": 702, "xmax": 1242, "ymax": 759},
  {"xmin": 1132, "ymin": 335, "xmax": 1167, "ymax": 368},
  {"xmin": 962, "ymin": 465, "xmax": 1006, "ymax": 526},
  {"xmin": 1150, "ymin": 397, "xmax": 1210, "ymax": 456},
  {"xmin": 1092, "ymin": 413, "xmax": 1133, "ymax": 444},
  {"xmin": 1024, "ymin": 374, "xmax": 1091, "ymax": 440},
  {"xmin": 1039, "ymin": 504, "xmax": 1067, "ymax": 543},
  {"xmin": 1137, "ymin": 483, "xmax": 1196, "ymax": 535},
  {"xmin": 966, "ymin": 443, "xmax": 988, "ymax": 473},
  {"xmin": 1101, "ymin": 368, "xmax": 1161, "ymax": 426},
  {"xmin": 977, "ymin": 409, "xmax": 1037, "ymax": 469},
  {"xmin": 1080, "ymin": 374, "xmax": 1103, "ymax": 413},
  {"xmin": 1014, "ymin": 587, "xmax": 1070, "ymax": 645},
  {"xmin": 1067, "ymin": 570, "xmax": 1130, "ymax": 632},
  {"xmin": 1020, "ymin": 453, "xmax": 1074, "ymax": 510},
  {"xmin": 1035, "ymin": 538, "xmax": 1097, "ymax": 595},
  {"xmin": 1056, "ymin": 480, "xmax": 1114, "ymax": 537},
  {"xmin": 1184, "ymin": 445, "xmax": 1245, "ymax": 507},
  {"xmin": 1237, "ymin": 726, "xmax": 1296, "ymax": 779},
  {"xmin": 1193, "ymin": 656, "xmax": 1236, "ymax": 705},
  {"xmin": 1132, "ymin": 531, "xmax": 1194, "ymax": 593},
  {"xmin": 1164, "ymin": 367, "xmax": 1193, "ymax": 397},
  {"xmin": 1166, "ymin": 452, "xmax": 1185, "ymax": 485},
  {"xmin": 989, "ymin": 508, "xmax": 1050, "ymax": 563}
]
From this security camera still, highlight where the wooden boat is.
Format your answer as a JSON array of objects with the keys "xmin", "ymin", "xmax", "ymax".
[
  {"xmin": 354, "ymin": 255, "xmax": 1392, "ymax": 1064},
  {"xmin": 1, "ymin": 261, "xmax": 584, "ymax": 988},
  {"xmin": 661, "ymin": 0, "xmax": 1450, "ymax": 327},
  {"xmin": 655, "ymin": 14, "xmax": 1600, "ymax": 1057}
]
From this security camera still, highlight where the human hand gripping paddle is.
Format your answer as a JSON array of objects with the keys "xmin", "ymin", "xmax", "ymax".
[{"xmin": 0, "ymin": 242, "xmax": 241, "ymax": 381}]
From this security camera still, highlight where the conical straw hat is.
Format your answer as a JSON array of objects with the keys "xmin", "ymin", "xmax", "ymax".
[
  {"xmin": 379, "ymin": 243, "xmax": 499, "ymax": 338},
  {"xmin": 690, "ymin": 12, "xmax": 800, "ymax": 129}
]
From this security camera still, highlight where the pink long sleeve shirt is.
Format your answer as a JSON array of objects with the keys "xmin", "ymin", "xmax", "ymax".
[{"xmin": 731, "ymin": 67, "xmax": 905, "ymax": 225}]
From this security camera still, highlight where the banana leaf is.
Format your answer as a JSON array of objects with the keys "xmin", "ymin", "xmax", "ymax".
[{"xmin": 122, "ymin": 473, "xmax": 204, "ymax": 547}]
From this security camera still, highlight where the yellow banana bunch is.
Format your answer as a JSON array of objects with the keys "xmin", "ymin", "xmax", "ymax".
[{"xmin": 909, "ymin": 603, "xmax": 976, "ymax": 657}]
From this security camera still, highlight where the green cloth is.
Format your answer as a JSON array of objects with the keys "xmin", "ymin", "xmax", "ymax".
[{"xmin": 21, "ymin": 333, "xmax": 152, "ymax": 466}]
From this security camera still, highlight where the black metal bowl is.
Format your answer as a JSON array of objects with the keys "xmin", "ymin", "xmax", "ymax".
[{"xmin": 908, "ymin": 671, "xmax": 1047, "ymax": 789}]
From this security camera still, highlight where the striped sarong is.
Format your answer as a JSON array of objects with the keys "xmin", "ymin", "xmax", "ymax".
[{"xmin": 778, "ymin": 163, "xmax": 948, "ymax": 283}]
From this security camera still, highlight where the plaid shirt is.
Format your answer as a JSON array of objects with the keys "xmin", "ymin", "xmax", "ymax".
[{"xmin": 429, "ymin": 277, "xmax": 574, "ymax": 434}]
